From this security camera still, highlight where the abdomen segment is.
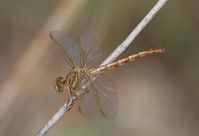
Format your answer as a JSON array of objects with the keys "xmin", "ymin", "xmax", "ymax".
[{"xmin": 90, "ymin": 48, "xmax": 166, "ymax": 75}]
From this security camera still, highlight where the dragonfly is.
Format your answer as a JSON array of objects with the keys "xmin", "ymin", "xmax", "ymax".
[{"xmin": 50, "ymin": 31, "xmax": 166, "ymax": 119}]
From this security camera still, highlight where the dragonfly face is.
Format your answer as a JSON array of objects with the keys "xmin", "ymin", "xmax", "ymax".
[{"xmin": 54, "ymin": 76, "xmax": 68, "ymax": 93}]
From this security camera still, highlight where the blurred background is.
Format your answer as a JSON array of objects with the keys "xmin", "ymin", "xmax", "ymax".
[{"xmin": 0, "ymin": 0, "xmax": 199, "ymax": 136}]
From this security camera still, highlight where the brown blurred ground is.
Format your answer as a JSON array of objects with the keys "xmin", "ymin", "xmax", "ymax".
[{"xmin": 0, "ymin": 0, "xmax": 199, "ymax": 136}]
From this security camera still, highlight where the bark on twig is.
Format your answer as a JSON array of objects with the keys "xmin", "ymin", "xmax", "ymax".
[
  {"xmin": 36, "ymin": 96, "xmax": 77, "ymax": 136},
  {"xmin": 36, "ymin": 0, "xmax": 168, "ymax": 136}
]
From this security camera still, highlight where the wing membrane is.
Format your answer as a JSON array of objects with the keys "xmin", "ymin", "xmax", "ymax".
[
  {"xmin": 78, "ymin": 88, "xmax": 98, "ymax": 117},
  {"xmin": 50, "ymin": 31, "xmax": 103, "ymax": 67},
  {"xmin": 50, "ymin": 31, "xmax": 81, "ymax": 66},
  {"xmin": 80, "ymin": 74, "xmax": 118, "ymax": 119},
  {"xmin": 92, "ymin": 74, "xmax": 118, "ymax": 119},
  {"xmin": 80, "ymin": 34, "xmax": 103, "ymax": 67}
]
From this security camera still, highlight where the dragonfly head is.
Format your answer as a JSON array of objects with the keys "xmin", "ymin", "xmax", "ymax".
[{"xmin": 54, "ymin": 76, "xmax": 68, "ymax": 93}]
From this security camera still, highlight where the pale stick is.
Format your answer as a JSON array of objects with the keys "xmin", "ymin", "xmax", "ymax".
[
  {"xmin": 36, "ymin": 96, "xmax": 77, "ymax": 136},
  {"xmin": 101, "ymin": 0, "xmax": 168, "ymax": 66},
  {"xmin": 36, "ymin": 0, "xmax": 168, "ymax": 136}
]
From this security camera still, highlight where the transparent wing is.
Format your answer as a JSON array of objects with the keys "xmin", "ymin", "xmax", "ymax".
[
  {"xmin": 80, "ymin": 34, "xmax": 103, "ymax": 67},
  {"xmin": 92, "ymin": 74, "xmax": 118, "ymax": 119},
  {"xmin": 50, "ymin": 31, "xmax": 81, "ymax": 66},
  {"xmin": 79, "ymin": 74, "xmax": 118, "ymax": 119},
  {"xmin": 50, "ymin": 31, "xmax": 103, "ymax": 67},
  {"xmin": 78, "ymin": 88, "xmax": 98, "ymax": 118}
]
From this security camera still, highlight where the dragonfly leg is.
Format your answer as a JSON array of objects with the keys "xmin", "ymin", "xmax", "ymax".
[
  {"xmin": 76, "ymin": 71, "xmax": 81, "ymax": 92},
  {"xmin": 68, "ymin": 88, "xmax": 72, "ymax": 97}
]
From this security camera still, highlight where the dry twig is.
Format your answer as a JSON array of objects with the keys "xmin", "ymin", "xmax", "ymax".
[{"xmin": 36, "ymin": 0, "xmax": 168, "ymax": 136}]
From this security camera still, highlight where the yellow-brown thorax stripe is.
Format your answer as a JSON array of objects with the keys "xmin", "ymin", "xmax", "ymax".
[
  {"xmin": 67, "ymin": 71, "xmax": 78, "ymax": 90},
  {"xmin": 89, "ymin": 48, "xmax": 165, "ymax": 75}
]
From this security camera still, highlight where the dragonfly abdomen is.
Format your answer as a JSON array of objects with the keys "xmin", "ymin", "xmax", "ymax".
[
  {"xmin": 90, "ymin": 48, "xmax": 165, "ymax": 75},
  {"xmin": 90, "ymin": 56, "xmax": 132, "ymax": 74}
]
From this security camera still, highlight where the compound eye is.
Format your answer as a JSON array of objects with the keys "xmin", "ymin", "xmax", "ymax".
[{"xmin": 54, "ymin": 76, "xmax": 67, "ymax": 93}]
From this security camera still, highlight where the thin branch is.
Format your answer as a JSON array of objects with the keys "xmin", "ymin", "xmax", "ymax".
[
  {"xmin": 101, "ymin": 0, "xmax": 168, "ymax": 66},
  {"xmin": 36, "ymin": 0, "xmax": 168, "ymax": 136},
  {"xmin": 36, "ymin": 96, "xmax": 77, "ymax": 136}
]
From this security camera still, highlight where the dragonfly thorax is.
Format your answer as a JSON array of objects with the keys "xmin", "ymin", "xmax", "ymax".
[
  {"xmin": 67, "ymin": 68, "xmax": 88, "ymax": 88},
  {"xmin": 66, "ymin": 70, "xmax": 79, "ymax": 90},
  {"xmin": 54, "ymin": 67, "xmax": 89, "ymax": 95}
]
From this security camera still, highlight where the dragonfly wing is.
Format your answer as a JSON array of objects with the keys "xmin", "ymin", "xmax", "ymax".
[
  {"xmin": 80, "ymin": 34, "xmax": 103, "ymax": 67},
  {"xmin": 81, "ymin": 74, "xmax": 118, "ymax": 119},
  {"xmin": 50, "ymin": 31, "xmax": 81, "ymax": 66},
  {"xmin": 79, "ymin": 74, "xmax": 118, "ymax": 119},
  {"xmin": 93, "ymin": 74, "xmax": 118, "ymax": 119},
  {"xmin": 78, "ymin": 87, "xmax": 98, "ymax": 117}
]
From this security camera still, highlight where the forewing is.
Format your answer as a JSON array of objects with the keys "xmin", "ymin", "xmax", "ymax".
[
  {"xmin": 50, "ymin": 31, "xmax": 81, "ymax": 66},
  {"xmin": 80, "ymin": 34, "xmax": 103, "ymax": 67}
]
